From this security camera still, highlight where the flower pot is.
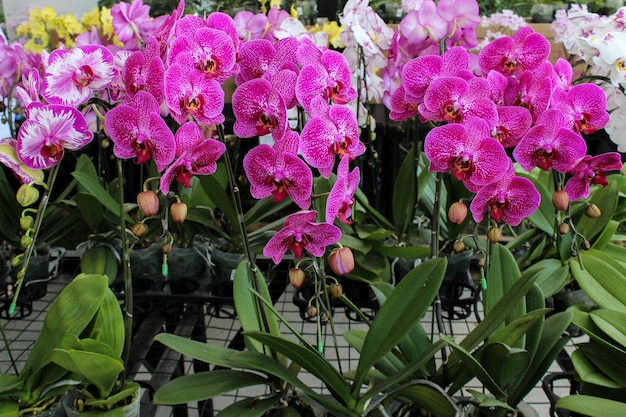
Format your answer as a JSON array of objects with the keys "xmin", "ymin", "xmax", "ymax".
[
  {"xmin": 130, "ymin": 245, "xmax": 163, "ymax": 278},
  {"xmin": 210, "ymin": 247, "xmax": 245, "ymax": 282},
  {"xmin": 63, "ymin": 388, "xmax": 142, "ymax": 417},
  {"xmin": 167, "ymin": 246, "xmax": 208, "ymax": 279},
  {"xmin": 438, "ymin": 250, "xmax": 477, "ymax": 320}
]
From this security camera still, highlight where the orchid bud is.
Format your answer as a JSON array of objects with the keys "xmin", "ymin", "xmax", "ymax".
[
  {"xmin": 16, "ymin": 184, "xmax": 39, "ymax": 207},
  {"xmin": 453, "ymin": 239, "xmax": 466, "ymax": 253},
  {"xmin": 132, "ymin": 222, "xmax": 148, "ymax": 237},
  {"xmin": 585, "ymin": 204, "xmax": 601, "ymax": 219},
  {"xmin": 170, "ymin": 202, "xmax": 188, "ymax": 224},
  {"xmin": 558, "ymin": 222, "xmax": 570, "ymax": 235},
  {"xmin": 328, "ymin": 247, "xmax": 354, "ymax": 276},
  {"xmin": 137, "ymin": 190, "xmax": 159, "ymax": 217},
  {"xmin": 20, "ymin": 235, "xmax": 32, "ymax": 248},
  {"xmin": 329, "ymin": 282, "xmax": 343, "ymax": 299},
  {"xmin": 306, "ymin": 305, "xmax": 317, "ymax": 318},
  {"xmin": 289, "ymin": 268, "xmax": 305, "ymax": 288},
  {"xmin": 552, "ymin": 190, "xmax": 569, "ymax": 212},
  {"xmin": 448, "ymin": 201, "xmax": 468, "ymax": 224},
  {"xmin": 20, "ymin": 216, "xmax": 34, "ymax": 231},
  {"xmin": 162, "ymin": 242, "xmax": 173, "ymax": 255},
  {"xmin": 581, "ymin": 240, "xmax": 591, "ymax": 251},
  {"xmin": 11, "ymin": 256, "xmax": 22, "ymax": 267},
  {"xmin": 487, "ymin": 226, "xmax": 502, "ymax": 243}
]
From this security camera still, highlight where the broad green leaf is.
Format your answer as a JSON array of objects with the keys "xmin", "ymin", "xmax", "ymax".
[
  {"xmin": 385, "ymin": 382, "xmax": 458, "ymax": 417},
  {"xmin": 50, "ymin": 349, "xmax": 123, "ymax": 398},
  {"xmin": 557, "ymin": 395, "xmax": 626, "ymax": 417},
  {"xmin": 71, "ymin": 172, "xmax": 133, "ymax": 223},
  {"xmin": 590, "ymin": 309, "xmax": 626, "ymax": 349},
  {"xmin": 92, "ymin": 288, "xmax": 125, "ymax": 357},
  {"xmin": 154, "ymin": 370, "xmax": 268, "ymax": 404},
  {"xmin": 153, "ymin": 333, "xmax": 241, "ymax": 369},
  {"xmin": 592, "ymin": 220, "xmax": 619, "ymax": 250},
  {"xmin": 75, "ymin": 192, "xmax": 104, "ymax": 231},
  {"xmin": 531, "ymin": 260, "xmax": 570, "ymax": 298},
  {"xmin": 354, "ymin": 258, "xmax": 447, "ymax": 390},
  {"xmin": 604, "ymin": 243, "xmax": 626, "ymax": 269},
  {"xmin": 576, "ymin": 180, "xmax": 618, "ymax": 242},
  {"xmin": 571, "ymin": 349, "xmax": 625, "ymax": 388},
  {"xmin": 0, "ymin": 399, "xmax": 19, "ymax": 417},
  {"xmin": 345, "ymin": 250, "xmax": 390, "ymax": 283},
  {"xmin": 392, "ymin": 146, "xmax": 417, "ymax": 233},
  {"xmin": 571, "ymin": 253, "xmax": 626, "ymax": 312},
  {"xmin": 244, "ymin": 332, "xmax": 354, "ymax": 408},
  {"xmin": 198, "ymin": 174, "xmax": 238, "ymax": 234},
  {"xmin": 485, "ymin": 244, "xmax": 523, "ymax": 327},
  {"xmin": 522, "ymin": 173, "xmax": 555, "ymax": 234},
  {"xmin": 343, "ymin": 330, "xmax": 405, "ymax": 377},
  {"xmin": 216, "ymin": 396, "xmax": 280, "ymax": 417},
  {"xmin": 480, "ymin": 343, "xmax": 530, "ymax": 388},
  {"xmin": 233, "ymin": 261, "xmax": 283, "ymax": 359},
  {"xmin": 22, "ymin": 274, "xmax": 109, "ymax": 380},
  {"xmin": 373, "ymin": 244, "xmax": 430, "ymax": 260},
  {"xmin": 577, "ymin": 343, "xmax": 626, "ymax": 387},
  {"xmin": 572, "ymin": 310, "xmax": 626, "ymax": 357}
]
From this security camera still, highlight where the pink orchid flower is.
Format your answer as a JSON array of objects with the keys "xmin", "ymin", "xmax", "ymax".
[
  {"xmin": 389, "ymin": 85, "xmax": 419, "ymax": 121},
  {"xmin": 243, "ymin": 130, "xmax": 312, "ymax": 210},
  {"xmin": 264, "ymin": 6, "xmax": 291, "ymax": 43},
  {"xmin": 105, "ymin": 91, "xmax": 175, "ymax": 172},
  {"xmin": 399, "ymin": 3, "xmax": 449, "ymax": 46},
  {"xmin": 168, "ymin": 28, "xmax": 238, "ymax": 84},
  {"xmin": 164, "ymin": 57, "xmax": 225, "ymax": 125},
  {"xmin": 492, "ymin": 106, "xmax": 532, "ymax": 148},
  {"xmin": 300, "ymin": 97, "xmax": 365, "ymax": 178},
  {"xmin": 470, "ymin": 163, "xmax": 540, "ymax": 226},
  {"xmin": 159, "ymin": 121, "xmax": 225, "ymax": 194},
  {"xmin": 236, "ymin": 37, "xmax": 300, "ymax": 109},
  {"xmin": 419, "ymin": 76, "xmax": 498, "ymax": 127},
  {"xmin": 512, "ymin": 62, "xmax": 553, "ymax": 122},
  {"xmin": 424, "ymin": 117, "xmax": 508, "ymax": 192},
  {"xmin": 513, "ymin": 109, "xmax": 587, "ymax": 173},
  {"xmin": 233, "ymin": 11, "xmax": 268, "ymax": 41},
  {"xmin": 16, "ymin": 103, "xmax": 93, "ymax": 170},
  {"xmin": 42, "ymin": 45, "xmax": 116, "ymax": 107},
  {"xmin": 14, "ymin": 69, "xmax": 40, "ymax": 108},
  {"xmin": 232, "ymin": 78, "xmax": 287, "ymax": 140},
  {"xmin": 122, "ymin": 37, "xmax": 165, "ymax": 104},
  {"xmin": 0, "ymin": 137, "xmax": 44, "ymax": 184},
  {"xmin": 564, "ymin": 153, "xmax": 623, "ymax": 200},
  {"xmin": 263, "ymin": 210, "xmax": 341, "ymax": 264},
  {"xmin": 111, "ymin": 0, "xmax": 167, "ymax": 50},
  {"xmin": 551, "ymin": 83, "xmax": 609, "ymax": 135},
  {"xmin": 296, "ymin": 49, "xmax": 357, "ymax": 111},
  {"xmin": 326, "ymin": 156, "xmax": 360, "ymax": 224},
  {"xmin": 478, "ymin": 26, "xmax": 550, "ymax": 76}
]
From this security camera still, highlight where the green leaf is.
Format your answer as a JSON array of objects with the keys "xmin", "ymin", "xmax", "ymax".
[
  {"xmin": 571, "ymin": 253, "xmax": 626, "ymax": 312},
  {"xmin": 233, "ymin": 261, "xmax": 283, "ymax": 358},
  {"xmin": 154, "ymin": 370, "xmax": 268, "ymax": 404},
  {"xmin": 392, "ymin": 146, "xmax": 417, "ymax": 233},
  {"xmin": 216, "ymin": 396, "xmax": 280, "ymax": 417},
  {"xmin": 50, "ymin": 349, "xmax": 123, "ymax": 398},
  {"xmin": 198, "ymin": 174, "xmax": 238, "ymax": 233},
  {"xmin": 577, "ymin": 343, "xmax": 626, "ymax": 387},
  {"xmin": 71, "ymin": 172, "xmax": 133, "ymax": 223},
  {"xmin": 592, "ymin": 220, "xmax": 619, "ymax": 250},
  {"xmin": 590, "ymin": 309, "xmax": 626, "ymax": 349},
  {"xmin": 522, "ymin": 173, "xmax": 555, "ymax": 234},
  {"xmin": 373, "ymin": 244, "xmax": 430, "ymax": 259},
  {"xmin": 576, "ymin": 180, "xmax": 618, "ymax": 242},
  {"xmin": 153, "ymin": 333, "xmax": 241, "ymax": 369},
  {"xmin": 480, "ymin": 343, "xmax": 530, "ymax": 388},
  {"xmin": 385, "ymin": 382, "xmax": 458, "ymax": 417},
  {"xmin": 244, "ymin": 332, "xmax": 354, "ymax": 408},
  {"xmin": 354, "ymin": 258, "xmax": 447, "ymax": 390},
  {"xmin": 75, "ymin": 192, "xmax": 105, "ymax": 231},
  {"xmin": 531, "ymin": 260, "xmax": 570, "ymax": 298},
  {"xmin": 92, "ymin": 288, "xmax": 125, "ymax": 357},
  {"xmin": 485, "ymin": 244, "xmax": 523, "ymax": 328},
  {"xmin": 571, "ymin": 348, "xmax": 625, "ymax": 388},
  {"xmin": 556, "ymin": 395, "xmax": 626, "ymax": 417}
]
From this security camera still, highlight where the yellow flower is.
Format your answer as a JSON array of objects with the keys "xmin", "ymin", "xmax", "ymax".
[
  {"xmin": 269, "ymin": 0, "xmax": 281, "ymax": 9},
  {"xmin": 100, "ymin": 7, "xmax": 115, "ymax": 40},
  {"xmin": 64, "ymin": 14, "xmax": 84, "ymax": 36},
  {"xmin": 81, "ymin": 6, "xmax": 102, "ymax": 31},
  {"xmin": 40, "ymin": 7, "xmax": 57, "ymax": 22},
  {"xmin": 290, "ymin": 4, "xmax": 298, "ymax": 18},
  {"xmin": 322, "ymin": 21, "xmax": 344, "ymax": 49}
]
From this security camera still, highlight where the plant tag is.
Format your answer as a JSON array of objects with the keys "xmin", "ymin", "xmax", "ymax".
[{"xmin": 230, "ymin": 269, "xmax": 236, "ymax": 281}]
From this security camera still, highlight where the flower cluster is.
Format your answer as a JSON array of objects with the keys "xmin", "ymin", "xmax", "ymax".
[
  {"xmin": 393, "ymin": 25, "xmax": 622, "ymax": 224},
  {"xmin": 0, "ymin": 0, "xmax": 365, "ymax": 268},
  {"xmin": 552, "ymin": 5, "xmax": 626, "ymax": 152}
]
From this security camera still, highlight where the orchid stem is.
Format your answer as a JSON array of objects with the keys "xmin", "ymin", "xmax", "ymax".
[
  {"xmin": 118, "ymin": 158, "xmax": 133, "ymax": 379},
  {"xmin": 431, "ymin": 171, "xmax": 448, "ymax": 380},
  {"xmin": 10, "ymin": 163, "xmax": 59, "ymax": 316}
]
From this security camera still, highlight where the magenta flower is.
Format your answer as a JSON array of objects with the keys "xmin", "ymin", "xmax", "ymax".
[
  {"xmin": 236, "ymin": 37, "xmax": 300, "ymax": 108},
  {"xmin": 263, "ymin": 6, "xmax": 291, "ymax": 43},
  {"xmin": 0, "ymin": 138, "xmax": 44, "ymax": 184},
  {"xmin": 418, "ymin": 76, "xmax": 498, "ymax": 127},
  {"xmin": 111, "ymin": 0, "xmax": 166, "ymax": 49},
  {"xmin": 300, "ymin": 97, "xmax": 365, "ymax": 178},
  {"xmin": 513, "ymin": 62, "xmax": 553, "ymax": 122},
  {"xmin": 42, "ymin": 45, "xmax": 116, "ymax": 107},
  {"xmin": 16, "ymin": 103, "xmax": 93, "ymax": 170},
  {"xmin": 263, "ymin": 210, "xmax": 341, "ymax": 263},
  {"xmin": 470, "ymin": 164, "xmax": 540, "ymax": 226},
  {"xmin": 513, "ymin": 110, "xmax": 587, "ymax": 173},
  {"xmin": 159, "ymin": 121, "xmax": 225, "ymax": 193},
  {"xmin": 424, "ymin": 118, "xmax": 508, "ymax": 191},
  {"xmin": 14, "ymin": 68, "xmax": 40, "ymax": 108},
  {"xmin": 122, "ymin": 37, "xmax": 165, "ymax": 104},
  {"xmin": 168, "ymin": 27, "xmax": 237, "ymax": 83},
  {"xmin": 105, "ymin": 91, "xmax": 175, "ymax": 172},
  {"xmin": 398, "ymin": 3, "xmax": 449, "ymax": 46},
  {"xmin": 401, "ymin": 46, "xmax": 473, "ymax": 105},
  {"xmin": 564, "ymin": 153, "xmax": 623, "ymax": 200},
  {"xmin": 478, "ymin": 27, "xmax": 550, "ymax": 76},
  {"xmin": 551, "ymin": 83, "xmax": 609, "ymax": 135},
  {"xmin": 164, "ymin": 58, "xmax": 225, "ymax": 125},
  {"xmin": 492, "ymin": 106, "xmax": 532, "ymax": 148},
  {"xmin": 389, "ymin": 85, "xmax": 419, "ymax": 121},
  {"xmin": 243, "ymin": 131, "xmax": 312, "ymax": 209},
  {"xmin": 326, "ymin": 156, "xmax": 360, "ymax": 224},
  {"xmin": 232, "ymin": 78, "xmax": 287, "ymax": 140},
  {"xmin": 296, "ymin": 49, "xmax": 357, "ymax": 111}
]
